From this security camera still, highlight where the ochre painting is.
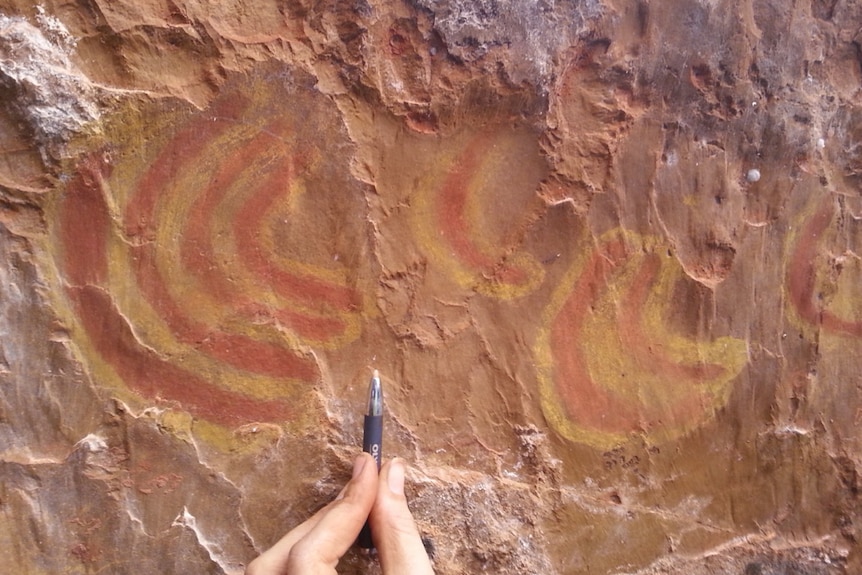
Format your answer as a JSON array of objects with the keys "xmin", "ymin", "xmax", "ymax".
[
  {"xmin": 410, "ymin": 130, "xmax": 545, "ymax": 299},
  {"xmin": 536, "ymin": 229, "xmax": 748, "ymax": 449},
  {"xmin": 45, "ymin": 71, "xmax": 369, "ymax": 448},
  {"xmin": 786, "ymin": 194, "xmax": 862, "ymax": 341}
]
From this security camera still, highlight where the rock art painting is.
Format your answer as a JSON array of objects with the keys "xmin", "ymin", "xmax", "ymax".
[
  {"xmin": 786, "ymin": 194, "xmax": 862, "ymax": 341},
  {"xmin": 536, "ymin": 229, "xmax": 748, "ymax": 449},
  {"xmin": 45, "ymin": 71, "xmax": 368, "ymax": 446},
  {"xmin": 411, "ymin": 131, "xmax": 545, "ymax": 299}
]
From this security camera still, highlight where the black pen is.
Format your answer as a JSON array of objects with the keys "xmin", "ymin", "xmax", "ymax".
[{"xmin": 357, "ymin": 370, "xmax": 383, "ymax": 549}]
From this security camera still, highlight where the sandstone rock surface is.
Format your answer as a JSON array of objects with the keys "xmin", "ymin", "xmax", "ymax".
[{"xmin": 0, "ymin": 1, "xmax": 860, "ymax": 573}]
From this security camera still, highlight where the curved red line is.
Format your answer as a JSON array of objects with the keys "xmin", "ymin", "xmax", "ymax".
[
  {"xmin": 181, "ymin": 130, "xmax": 274, "ymax": 298},
  {"xmin": 132, "ymin": 240, "xmax": 318, "ymax": 379},
  {"xmin": 232, "ymin": 156, "xmax": 360, "ymax": 314},
  {"xmin": 68, "ymin": 285, "xmax": 292, "ymax": 426},
  {"xmin": 60, "ymin": 164, "xmax": 293, "ymax": 425},
  {"xmin": 124, "ymin": 94, "xmax": 248, "ymax": 240},
  {"xmin": 59, "ymin": 156, "xmax": 110, "ymax": 286},
  {"xmin": 619, "ymin": 255, "xmax": 725, "ymax": 381},
  {"xmin": 437, "ymin": 136, "xmax": 530, "ymax": 286},
  {"xmin": 179, "ymin": 128, "xmax": 349, "ymax": 342},
  {"xmin": 787, "ymin": 197, "xmax": 862, "ymax": 337},
  {"xmin": 226, "ymin": 300, "xmax": 347, "ymax": 342},
  {"xmin": 91, "ymin": 151, "xmax": 318, "ymax": 378},
  {"xmin": 551, "ymin": 240, "xmax": 641, "ymax": 432},
  {"xmin": 551, "ymin": 240, "xmax": 714, "ymax": 437},
  {"xmin": 115, "ymin": 102, "xmax": 321, "ymax": 379},
  {"xmin": 272, "ymin": 306, "xmax": 348, "ymax": 341}
]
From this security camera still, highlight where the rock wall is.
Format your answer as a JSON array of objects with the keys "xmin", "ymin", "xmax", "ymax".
[{"xmin": 1, "ymin": 0, "xmax": 860, "ymax": 573}]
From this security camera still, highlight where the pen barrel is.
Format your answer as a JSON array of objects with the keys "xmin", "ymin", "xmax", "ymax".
[
  {"xmin": 358, "ymin": 414, "xmax": 383, "ymax": 549},
  {"xmin": 362, "ymin": 414, "xmax": 383, "ymax": 469}
]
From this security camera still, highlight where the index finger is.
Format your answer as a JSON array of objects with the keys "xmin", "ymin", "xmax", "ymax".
[
  {"xmin": 245, "ymin": 453, "xmax": 377, "ymax": 575},
  {"xmin": 370, "ymin": 458, "xmax": 435, "ymax": 575},
  {"xmin": 284, "ymin": 453, "xmax": 379, "ymax": 572}
]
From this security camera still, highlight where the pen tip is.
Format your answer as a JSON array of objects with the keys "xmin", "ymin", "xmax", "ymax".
[{"xmin": 372, "ymin": 369, "xmax": 379, "ymax": 379}]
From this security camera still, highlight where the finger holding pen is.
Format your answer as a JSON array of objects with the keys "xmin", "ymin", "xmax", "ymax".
[
  {"xmin": 245, "ymin": 453, "xmax": 378, "ymax": 575},
  {"xmin": 245, "ymin": 369, "xmax": 434, "ymax": 574},
  {"xmin": 371, "ymin": 457, "xmax": 436, "ymax": 575}
]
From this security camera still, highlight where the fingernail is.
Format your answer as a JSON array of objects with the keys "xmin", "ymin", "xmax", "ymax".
[
  {"xmin": 352, "ymin": 453, "xmax": 368, "ymax": 479},
  {"xmin": 388, "ymin": 458, "xmax": 405, "ymax": 495}
]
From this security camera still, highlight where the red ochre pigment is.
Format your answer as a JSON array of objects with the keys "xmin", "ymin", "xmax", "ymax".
[
  {"xmin": 232, "ymin": 147, "xmax": 360, "ymax": 316},
  {"xmin": 550, "ymin": 238, "xmax": 722, "ymax": 435},
  {"xmin": 619, "ymin": 254, "xmax": 724, "ymax": 381},
  {"xmin": 123, "ymin": 93, "xmax": 248, "ymax": 241},
  {"xmin": 59, "ymin": 160, "xmax": 295, "ymax": 425},
  {"xmin": 437, "ymin": 135, "xmax": 532, "ymax": 288},
  {"xmin": 57, "ymin": 89, "xmax": 372, "ymax": 427},
  {"xmin": 787, "ymin": 196, "xmax": 862, "ymax": 338},
  {"xmin": 180, "ymin": 125, "xmax": 351, "ymax": 342}
]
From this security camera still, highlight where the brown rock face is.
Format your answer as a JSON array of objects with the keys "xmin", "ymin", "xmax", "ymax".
[{"xmin": 1, "ymin": 0, "xmax": 860, "ymax": 573}]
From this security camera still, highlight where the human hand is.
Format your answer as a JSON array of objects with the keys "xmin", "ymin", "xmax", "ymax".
[
  {"xmin": 245, "ymin": 453, "xmax": 434, "ymax": 575},
  {"xmin": 369, "ymin": 456, "xmax": 435, "ymax": 575}
]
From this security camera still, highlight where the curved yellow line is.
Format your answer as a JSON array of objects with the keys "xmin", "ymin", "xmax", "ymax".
[
  {"xmin": 536, "ymin": 228, "xmax": 747, "ymax": 449},
  {"xmin": 411, "ymin": 131, "xmax": 544, "ymax": 299},
  {"xmin": 783, "ymin": 192, "xmax": 862, "ymax": 346}
]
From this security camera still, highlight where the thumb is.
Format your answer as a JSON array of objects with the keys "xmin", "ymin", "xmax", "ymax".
[{"xmin": 370, "ymin": 458, "xmax": 434, "ymax": 575}]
